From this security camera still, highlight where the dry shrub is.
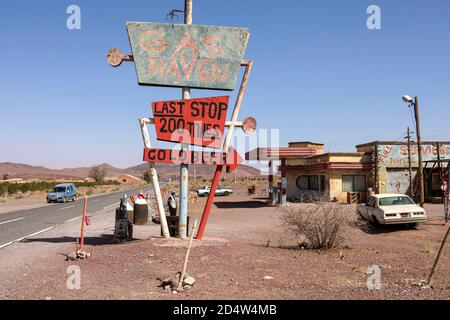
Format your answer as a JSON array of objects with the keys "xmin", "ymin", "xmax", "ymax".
[{"xmin": 282, "ymin": 202, "xmax": 355, "ymax": 250}]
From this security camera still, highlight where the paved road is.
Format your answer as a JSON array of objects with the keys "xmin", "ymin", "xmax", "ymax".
[{"xmin": 0, "ymin": 186, "xmax": 153, "ymax": 249}]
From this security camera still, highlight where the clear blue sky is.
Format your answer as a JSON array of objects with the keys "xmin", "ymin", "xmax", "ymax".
[{"xmin": 1, "ymin": 0, "xmax": 450, "ymax": 169}]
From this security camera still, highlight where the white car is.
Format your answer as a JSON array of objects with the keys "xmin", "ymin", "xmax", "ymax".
[
  {"xmin": 196, "ymin": 186, "xmax": 233, "ymax": 197},
  {"xmin": 357, "ymin": 194, "xmax": 427, "ymax": 225}
]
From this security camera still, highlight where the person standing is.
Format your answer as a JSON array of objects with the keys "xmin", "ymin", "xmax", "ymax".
[{"xmin": 168, "ymin": 191, "xmax": 178, "ymax": 217}]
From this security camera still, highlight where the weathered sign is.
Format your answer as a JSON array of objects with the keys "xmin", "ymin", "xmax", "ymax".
[
  {"xmin": 143, "ymin": 147, "xmax": 243, "ymax": 172},
  {"xmin": 152, "ymin": 96, "xmax": 229, "ymax": 149},
  {"xmin": 127, "ymin": 22, "xmax": 250, "ymax": 90},
  {"xmin": 377, "ymin": 144, "xmax": 450, "ymax": 168}
]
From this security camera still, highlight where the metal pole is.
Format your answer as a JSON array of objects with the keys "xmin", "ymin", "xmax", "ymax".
[
  {"xmin": 139, "ymin": 119, "xmax": 170, "ymax": 238},
  {"xmin": 268, "ymin": 160, "xmax": 274, "ymax": 205},
  {"xmin": 414, "ymin": 96, "xmax": 425, "ymax": 207},
  {"xmin": 427, "ymin": 226, "xmax": 450, "ymax": 287},
  {"xmin": 196, "ymin": 61, "xmax": 254, "ymax": 240},
  {"xmin": 280, "ymin": 158, "xmax": 287, "ymax": 205},
  {"xmin": 178, "ymin": 0, "xmax": 193, "ymax": 239},
  {"xmin": 407, "ymin": 127, "xmax": 413, "ymax": 198},
  {"xmin": 79, "ymin": 196, "xmax": 87, "ymax": 251}
]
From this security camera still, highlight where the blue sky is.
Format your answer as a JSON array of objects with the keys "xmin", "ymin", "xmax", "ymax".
[{"xmin": 1, "ymin": 0, "xmax": 450, "ymax": 169}]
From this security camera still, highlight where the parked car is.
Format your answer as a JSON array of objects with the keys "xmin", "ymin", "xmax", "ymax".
[
  {"xmin": 196, "ymin": 186, "xmax": 233, "ymax": 197},
  {"xmin": 47, "ymin": 183, "xmax": 77, "ymax": 203},
  {"xmin": 357, "ymin": 193, "xmax": 427, "ymax": 225}
]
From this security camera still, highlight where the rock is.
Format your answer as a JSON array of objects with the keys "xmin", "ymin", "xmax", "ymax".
[
  {"xmin": 65, "ymin": 252, "xmax": 77, "ymax": 262},
  {"xmin": 183, "ymin": 276, "xmax": 196, "ymax": 286},
  {"xmin": 263, "ymin": 276, "xmax": 274, "ymax": 280}
]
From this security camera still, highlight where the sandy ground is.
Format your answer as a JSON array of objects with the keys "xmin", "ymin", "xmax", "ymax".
[{"xmin": 0, "ymin": 185, "xmax": 449, "ymax": 300}]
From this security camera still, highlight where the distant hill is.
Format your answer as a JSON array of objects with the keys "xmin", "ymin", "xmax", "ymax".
[{"xmin": 0, "ymin": 162, "xmax": 260, "ymax": 181}]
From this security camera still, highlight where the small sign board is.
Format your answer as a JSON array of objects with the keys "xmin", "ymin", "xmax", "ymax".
[
  {"xmin": 152, "ymin": 96, "xmax": 229, "ymax": 149},
  {"xmin": 127, "ymin": 22, "xmax": 250, "ymax": 90},
  {"xmin": 143, "ymin": 147, "xmax": 243, "ymax": 172}
]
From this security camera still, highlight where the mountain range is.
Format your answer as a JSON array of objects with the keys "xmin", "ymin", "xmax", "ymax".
[{"xmin": 0, "ymin": 162, "xmax": 260, "ymax": 181}]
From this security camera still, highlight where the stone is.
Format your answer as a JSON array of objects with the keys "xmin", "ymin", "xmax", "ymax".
[
  {"xmin": 183, "ymin": 276, "xmax": 196, "ymax": 286},
  {"xmin": 263, "ymin": 276, "xmax": 274, "ymax": 280}
]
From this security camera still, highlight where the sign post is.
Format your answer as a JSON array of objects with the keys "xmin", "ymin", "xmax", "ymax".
[
  {"xmin": 109, "ymin": 0, "xmax": 251, "ymax": 241},
  {"xmin": 179, "ymin": 0, "xmax": 193, "ymax": 239},
  {"xmin": 196, "ymin": 60, "xmax": 254, "ymax": 240}
]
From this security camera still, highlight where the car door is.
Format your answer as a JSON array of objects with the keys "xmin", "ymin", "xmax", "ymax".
[
  {"xmin": 366, "ymin": 197, "xmax": 377, "ymax": 221},
  {"xmin": 361, "ymin": 197, "xmax": 375, "ymax": 220},
  {"xmin": 215, "ymin": 187, "xmax": 223, "ymax": 196}
]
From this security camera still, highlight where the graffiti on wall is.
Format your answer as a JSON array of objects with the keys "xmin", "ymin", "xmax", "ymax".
[{"xmin": 377, "ymin": 144, "xmax": 450, "ymax": 168}]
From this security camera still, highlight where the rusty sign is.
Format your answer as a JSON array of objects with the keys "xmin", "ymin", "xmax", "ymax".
[
  {"xmin": 126, "ymin": 22, "xmax": 250, "ymax": 90},
  {"xmin": 143, "ymin": 147, "xmax": 243, "ymax": 172},
  {"xmin": 152, "ymin": 96, "xmax": 229, "ymax": 149}
]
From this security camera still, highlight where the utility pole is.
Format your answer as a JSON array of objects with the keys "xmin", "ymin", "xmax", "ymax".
[
  {"xmin": 178, "ymin": 0, "xmax": 192, "ymax": 239},
  {"xmin": 414, "ymin": 96, "xmax": 425, "ymax": 207},
  {"xmin": 406, "ymin": 127, "xmax": 413, "ymax": 198}
]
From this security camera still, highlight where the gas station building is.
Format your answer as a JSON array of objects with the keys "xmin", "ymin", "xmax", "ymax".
[{"xmin": 246, "ymin": 141, "xmax": 450, "ymax": 204}]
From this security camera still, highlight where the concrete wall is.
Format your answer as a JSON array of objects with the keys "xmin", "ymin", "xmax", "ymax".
[{"xmin": 287, "ymin": 168, "xmax": 371, "ymax": 203}]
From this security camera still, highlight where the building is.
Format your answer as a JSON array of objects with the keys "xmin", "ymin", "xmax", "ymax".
[{"xmin": 247, "ymin": 141, "xmax": 450, "ymax": 204}]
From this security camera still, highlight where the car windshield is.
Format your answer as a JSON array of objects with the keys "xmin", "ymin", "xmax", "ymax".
[
  {"xmin": 379, "ymin": 196, "xmax": 415, "ymax": 206},
  {"xmin": 53, "ymin": 186, "xmax": 66, "ymax": 193}
]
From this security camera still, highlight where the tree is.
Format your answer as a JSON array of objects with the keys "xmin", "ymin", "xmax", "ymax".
[
  {"xmin": 88, "ymin": 166, "xmax": 107, "ymax": 183},
  {"xmin": 2, "ymin": 174, "xmax": 10, "ymax": 181},
  {"xmin": 143, "ymin": 170, "xmax": 152, "ymax": 184}
]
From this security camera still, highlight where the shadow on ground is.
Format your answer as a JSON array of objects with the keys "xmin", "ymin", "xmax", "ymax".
[
  {"xmin": 214, "ymin": 200, "xmax": 267, "ymax": 209},
  {"xmin": 358, "ymin": 221, "xmax": 421, "ymax": 234},
  {"xmin": 21, "ymin": 234, "xmax": 128, "ymax": 246}
]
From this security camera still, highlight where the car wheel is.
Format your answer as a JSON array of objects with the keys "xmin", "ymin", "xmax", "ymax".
[
  {"xmin": 72, "ymin": 196, "xmax": 77, "ymax": 202},
  {"xmin": 224, "ymin": 192, "xmax": 229, "ymax": 196},
  {"xmin": 62, "ymin": 197, "xmax": 66, "ymax": 203},
  {"xmin": 204, "ymin": 192, "xmax": 209, "ymax": 198}
]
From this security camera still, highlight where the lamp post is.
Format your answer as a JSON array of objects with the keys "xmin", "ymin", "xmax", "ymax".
[{"xmin": 402, "ymin": 95, "xmax": 424, "ymax": 207}]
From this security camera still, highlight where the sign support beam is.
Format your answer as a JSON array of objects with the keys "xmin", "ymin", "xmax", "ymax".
[
  {"xmin": 196, "ymin": 60, "xmax": 254, "ymax": 240},
  {"xmin": 139, "ymin": 118, "xmax": 171, "ymax": 238},
  {"xmin": 179, "ymin": 0, "xmax": 193, "ymax": 239}
]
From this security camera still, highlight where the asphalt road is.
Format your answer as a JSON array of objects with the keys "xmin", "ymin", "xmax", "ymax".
[{"xmin": 0, "ymin": 186, "xmax": 153, "ymax": 249}]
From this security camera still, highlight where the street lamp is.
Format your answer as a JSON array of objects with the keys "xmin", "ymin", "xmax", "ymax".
[{"xmin": 402, "ymin": 95, "xmax": 425, "ymax": 207}]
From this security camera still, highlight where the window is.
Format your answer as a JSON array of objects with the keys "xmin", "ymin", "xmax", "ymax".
[
  {"xmin": 378, "ymin": 196, "xmax": 414, "ymax": 206},
  {"xmin": 296, "ymin": 175, "xmax": 325, "ymax": 191},
  {"xmin": 296, "ymin": 176, "xmax": 309, "ymax": 190},
  {"xmin": 342, "ymin": 175, "xmax": 366, "ymax": 192},
  {"xmin": 431, "ymin": 173, "xmax": 441, "ymax": 191}
]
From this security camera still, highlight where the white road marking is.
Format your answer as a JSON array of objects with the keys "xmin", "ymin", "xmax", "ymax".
[
  {"xmin": 0, "ymin": 217, "xmax": 25, "ymax": 225},
  {"xmin": 60, "ymin": 205, "xmax": 75, "ymax": 210},
  {"xmin": 0, "ymin": 226, "xmax": 56, "ymax": 250},
  {"xmin": 65, "ymin": 216, "xmax": 81, "ymax": 223},
  {"xmin": 103, "ymin": 203, "xmax": 119, "ymax": 210}
]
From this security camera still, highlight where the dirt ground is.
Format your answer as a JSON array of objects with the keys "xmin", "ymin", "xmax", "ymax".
[{"xmin": 1, "ymin": 184, "xmax": 449, "ymax": 300}]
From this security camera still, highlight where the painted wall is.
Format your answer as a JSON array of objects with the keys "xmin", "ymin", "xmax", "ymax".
[
  {"xmin": 376, "ymin": 143, "xmax": 450, "ymax": 193},
  {"xmin": 286, "ymin": 168, "xmax": 370, "ymax": 203}
]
